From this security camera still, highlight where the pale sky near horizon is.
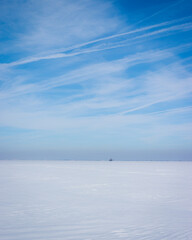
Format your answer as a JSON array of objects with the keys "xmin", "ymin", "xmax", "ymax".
[{"xmin": 0, "ymin": 0, "xmax": 192, "ymax": 160}]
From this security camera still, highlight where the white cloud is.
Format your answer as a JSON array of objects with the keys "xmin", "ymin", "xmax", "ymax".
[
  {"xmin": 14, "ymin": 0, "xmax": 121, "ymax": 53},
  {"xmin": 1, "ymin": 16, "xmax": 192, "ymax": 67}
]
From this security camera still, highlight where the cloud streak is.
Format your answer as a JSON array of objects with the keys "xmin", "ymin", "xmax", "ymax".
[{"xmin": 1, "ymin": 17, "xmax": 192, "ymax": 67}]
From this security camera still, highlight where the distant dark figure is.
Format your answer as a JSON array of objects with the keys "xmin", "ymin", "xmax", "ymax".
[{"xmin": 109, "ymin": 158, "xmax": 113, "ymax": 161}]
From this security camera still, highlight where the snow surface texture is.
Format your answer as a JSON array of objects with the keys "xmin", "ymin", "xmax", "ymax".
[{"xmin": 0, "ymin": 160, "xmax": 192, "ymax": 240}]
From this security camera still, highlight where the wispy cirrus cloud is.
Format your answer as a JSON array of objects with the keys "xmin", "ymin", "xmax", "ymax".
[
  {"xmin": 1, "ymin": 52, "xmax": 191, "ymax": 119},
  {"xmin": 1, "ymin": 16, "xmax": 192, "ymax": 67},
  {"xmin": 0, "ymin": 0, "xmax": 121, "ymax": 53},
  {"xmin": 0, "ymin": 49, "xmax": 174, "ymax": 100}
]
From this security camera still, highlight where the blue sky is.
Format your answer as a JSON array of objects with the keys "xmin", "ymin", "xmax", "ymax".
[{"xmin": 0, "ymin": 0, "xmax": 192, "ymax": 160}]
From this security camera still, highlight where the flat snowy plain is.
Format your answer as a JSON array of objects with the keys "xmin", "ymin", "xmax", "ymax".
[{"xmin": 0, "ymin": 160, "xmax": 192, "ymax": 240}]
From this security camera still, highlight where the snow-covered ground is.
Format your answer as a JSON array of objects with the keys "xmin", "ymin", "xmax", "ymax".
[{"xmin": 0, "ymin": 160, "xmax": 191, "ymax": 240}]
